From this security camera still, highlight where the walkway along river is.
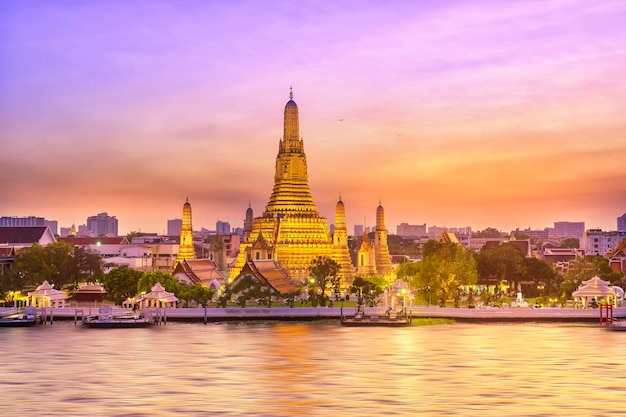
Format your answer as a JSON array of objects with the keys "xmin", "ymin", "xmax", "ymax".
[{"xmin": 2, "ymin": 305, "xmax": 621, "ymax": 324}]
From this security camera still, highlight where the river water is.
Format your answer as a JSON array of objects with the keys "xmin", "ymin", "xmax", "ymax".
[{"xmin": 1, "ymin": 321, "xmax": 625, "ymax": 416}]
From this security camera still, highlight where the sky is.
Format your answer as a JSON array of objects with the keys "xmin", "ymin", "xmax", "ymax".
[{"xmin": 1, "ymin": 0, "xmax": 626, "ymax": 236}]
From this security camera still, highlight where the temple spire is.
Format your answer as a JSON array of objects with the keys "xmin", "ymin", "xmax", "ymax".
[{"xmin": 289, "ymin": 86, "xmax": 293, "ymax": 100}]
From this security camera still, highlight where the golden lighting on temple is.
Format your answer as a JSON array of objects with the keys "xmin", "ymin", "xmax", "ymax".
[
  {"xmin": 230, "ymin": 88, "xmax": 354, "ymax": 288},
  {"xmin": 176, "ymin": 196, "xmax": 195, "ymax": 265}
]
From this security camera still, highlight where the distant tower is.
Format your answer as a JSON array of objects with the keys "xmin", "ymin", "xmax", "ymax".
[
  {"xmin": 244, "ymin": 203, "xmax": 254, "ymax": 242},
  {"xmin": 176, "ymin": 196, "xmax": 195, "ymax": 264},
  {"xmin": 374, "ymin": 201, "xmax": 395, "ymax": 279},
  {"xmin": 333, "ymin": 196, "xmax": 354, "ymax": 286},
  {"xmin": 69, "ymin": 223, "xmax": 77, "ymax": 237},
  {"xmin": 230, "ymin": 89, "xmax": 355, "ymax": 287}
]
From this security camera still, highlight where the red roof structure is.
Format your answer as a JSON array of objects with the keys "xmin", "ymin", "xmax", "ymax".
[
  {"xmin": 0, "ymin": 226, "xmax": 55, "ymax": 245},
  {"xmin": 234, "ymin": 260, "xmax": 300, "ymax": 295}
]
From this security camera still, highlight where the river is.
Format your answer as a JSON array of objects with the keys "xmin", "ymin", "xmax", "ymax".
[{"xmin": 1, "ymin": 321, "xmax": 624, "ymax": 416}]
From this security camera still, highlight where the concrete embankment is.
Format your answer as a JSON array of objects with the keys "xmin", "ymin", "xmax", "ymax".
[{"xmin": 3, "ymin": 306, "xmax": 620, "ymax": 324}]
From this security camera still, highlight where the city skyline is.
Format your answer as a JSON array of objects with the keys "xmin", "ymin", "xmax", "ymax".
[{"xmin": 2, "ymin": 1, "xmax": 625, "ymax": 235}]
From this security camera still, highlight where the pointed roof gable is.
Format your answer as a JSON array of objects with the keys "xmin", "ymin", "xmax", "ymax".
[
  {"xmin": 236, "ymin": 259, "xmax": 300, "ymax": 295},
  {"xmin": 439, "ymin": 230, "xmax": 460, "ymax": 244},
  {"xmin": 0, "ymin": 226, "xmax": 55, "ymax": 245},
  {"xmin": 173, "ymin": 258, "xmax": 227, "ymax": 286}
]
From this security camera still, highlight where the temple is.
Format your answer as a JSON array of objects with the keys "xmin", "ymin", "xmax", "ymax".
[
  {"xmin": 175, "ymin": 196, "xmax": 195, "ymax": 265},
  {"xmin": 356, "ymin": 202, "xmax": 395, "ymax": 280},
  {"xmin": 230, "ymin": 89, "xmax": 354, "ymax": 288}
]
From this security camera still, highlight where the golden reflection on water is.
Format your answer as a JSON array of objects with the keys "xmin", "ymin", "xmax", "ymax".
[{"xmin": 1, "ymin": 322, "xmax": 625, "ymax": 416}]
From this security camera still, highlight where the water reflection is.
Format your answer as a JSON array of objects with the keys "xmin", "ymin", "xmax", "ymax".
[{"xmin": 0, "ymin": 322, "xmax": 622, "ymax": 416}]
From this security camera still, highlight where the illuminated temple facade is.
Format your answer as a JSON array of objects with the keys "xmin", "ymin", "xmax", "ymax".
[
  {"xmin": 175, "ymin": 196, "xmax": 195, "ymax": 265},
  {"xmin": 356, "ymin": 202, "xmax": 395, "ymax": 280},
  {"xmin": 230, "ymin": 89, "xmax": 354, "ymax": 288}
]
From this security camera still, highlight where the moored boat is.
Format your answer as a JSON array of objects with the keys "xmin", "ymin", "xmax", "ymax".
[
  {"xmin": 340, "ymin": 308, "xmax": 412, "ymax": 327},
  {"xmin": 82, "ymin": 307, "xmax": 154, "ymax": 328},
  {"xmin": 0, "ymin": 307, "xmax": 39, "ymax": 327}
]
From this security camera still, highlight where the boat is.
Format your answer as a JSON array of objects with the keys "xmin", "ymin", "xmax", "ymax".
[
  {"xmin": 82, "ymin": 307, "xmax": 154, "ymax": 328},
  {"xmin": 340, "ymin": 308, "xmax": 412, "ymax": 327},
  {"xmin": 0, "ymin": 307, "xmax": 39, "ymax": 327}
]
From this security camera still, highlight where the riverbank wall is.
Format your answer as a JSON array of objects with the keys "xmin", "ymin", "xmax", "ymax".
[{"xmin": 3, "ymin": 305, "xmax": 621, "ymax": 324}]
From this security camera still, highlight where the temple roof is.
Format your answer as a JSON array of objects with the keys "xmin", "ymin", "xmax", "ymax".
[
  {"xmin": 0, "ymin": 226, "xmax": 51, "ymax": 244},
  {"xmin": 173, "ymin": 258, "xmax": 226, "ymax": 286}
]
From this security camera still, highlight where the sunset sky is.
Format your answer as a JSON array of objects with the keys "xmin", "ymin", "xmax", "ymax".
[{"xmin": 2, "ymin": 0, "xmax": 625, "ymax": 235}]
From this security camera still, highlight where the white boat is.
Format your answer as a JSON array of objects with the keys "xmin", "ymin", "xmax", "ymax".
[
  {"xmin": 82, "ymin": 307, "xmax": 153, "ymax": 329},
  {"xmin": 0, "ymin": 307, "xmax": 39, "ymax": 327}
]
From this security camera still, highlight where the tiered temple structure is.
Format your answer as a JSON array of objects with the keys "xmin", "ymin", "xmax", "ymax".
[
  {"xmin": 356, "ymin": 202, "xmax": 395, "ymax": 280},
  {"xmin": 374, "ymin": 202, "xmax": 395, "ymax": 279},
  {"xmin": 175, "ymin": 196, "xmax": 195, "ymax": 265},
  {"xmin": 230, "ymin": 89, "xmax": 354, "ymax": 288}
]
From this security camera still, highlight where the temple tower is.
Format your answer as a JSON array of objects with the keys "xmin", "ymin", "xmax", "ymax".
[
  {"xmin": 356, "ymin": 231, "xmax": 377, "ymax": 276},
  {"xmin": 243, "ymin": 203, "xmax": 254, "ymax": 243},
  {"xmin": 332, "ymin": 196, "xmax": 354, "ymax": 286},
  {"xmin": 176, "ymin": 196, "xmax": 195, "ymax": 265},
  {"xmin": 374, "ymin": 201, "xmax": 395, "ymax": 279},
  {"xmin": 231, "ymin": 89, "xmax": 355, "ymax": 287}
]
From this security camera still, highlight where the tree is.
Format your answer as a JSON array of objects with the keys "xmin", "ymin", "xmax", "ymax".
[
  {"xmin": 138, "ymin": 271, "xmax": 182, "ymax": 296},
  {"xmin": 522, "ymin": 257, "xmax": 559, "ymax": 297},
  {"xmin": 179, "ymin": 284, "xmax": 215, "ymax": 307},
  {"xmin": 476, "ymin": 243, "xmax": 526, "ymax": 291},
  {"xmin": 11, "ymin": 242, "xmax": 103, "ymax": 290},
  {"xmin": 472, "ymin": 227, "xmax": 503, "ymax": 238},
  {"xmin": 560, "ymin": 238, "xmax": 580, "ymax": 249},
  {"xmin": 308, "ymin": 256, "xmax": 341, "ymax": 307},
  {"xmin": 415, "ymin": 242, "xmax": 477, "ymax": 306},
  {"xmin": 350, "ymin": 276, "xmax": 384, "ymax": 307},
  {"xmin": 228, "ymin": 275, "xmax": 273, "ymax": 307},
  {"xmin": 101, "ymin": 266, "xmax": 142, "ymax": 303}
]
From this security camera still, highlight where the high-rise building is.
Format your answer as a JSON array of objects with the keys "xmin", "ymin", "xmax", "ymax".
[
  {"xmin": 396, "ymin": 223, "xmax": 427, "ymax": 238},
  {"xmin": 86, "ymin": 212, "xmax": 118, "ymax": 237},
  {"xmin": 175, "ymin": 197, "xmax": 195, "ymax": 264},
  {"xmin": 548, "ymin": 222, "xmax": 585, "ymax": 240},
  {"xmin": 230, "ymin": 89, "xmax": 354, "ymax": 288},
  {"xmin": 167, "ymin": 219, "xmax": 182, "ymax": 237},
  {"xmin": 216, "ymin": 221, "xmax": 231, "ymax": 235},
  {"xmin": 618, "ymin": 213, "xmax": 626, "ymax": 232},
  {"xmin": 44, "ymin": 220, "xmax": 58, "ymax": 236},
  {"xmin": 353, "ymin": 225, "xmax": 364, "ymax": 238},
  {"xmin": 582, "ymin": 229, "xmax": 626, "ymax": 256},
  {"xmin": 0, "ymin": 216, "xmax": 45, "ymax": 227}
]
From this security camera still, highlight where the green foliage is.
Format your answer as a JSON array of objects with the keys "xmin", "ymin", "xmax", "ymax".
[
  {"xmin": 137, "ymin": 271, "xmax": 181, "ymax": 296},
  {"xmin": 415, "ymin": 242, "xmax": 477, "ymax": 306},
  {"xmin": 471, "ymin": 227, "xmax": 503, "ymax": 238},
  {"xmin": 226, "ymin": 275, "xmax": 273, "ymax": 307},
  {"xmin": 0, "ymin": 264, "xmax": 21, "ymax": 300},
  {"xmin": 395, "ymin": 261, "xmax": 421, "ymax": 281},
  {"xmin": 477, "ymin": 243, "xmax": 526, "ymax": 286},
  {"xmin": 101, "ymin": 266, "xmax": 142, "ymax": 303},
  {"xmin": 560, "ymin": 238, "xmax": 580, "ymax": 249},
  {"xmin": 11, "ymin": 242, "xmax": 103, "ymax": 290},
  {"xmin": 523, "ymin": 257, "xmax": 559, "ymax": 296},
  {"xmin": 308, "ymin": 256, "xmax": 341, "ymax": 306},
  {"xmin": 350, "ymin": 276, "xmax": 384, "ymax": 306},
  {"xmin": 178, "ymin": 284, "xmax": 214, "ymax": 307}
]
